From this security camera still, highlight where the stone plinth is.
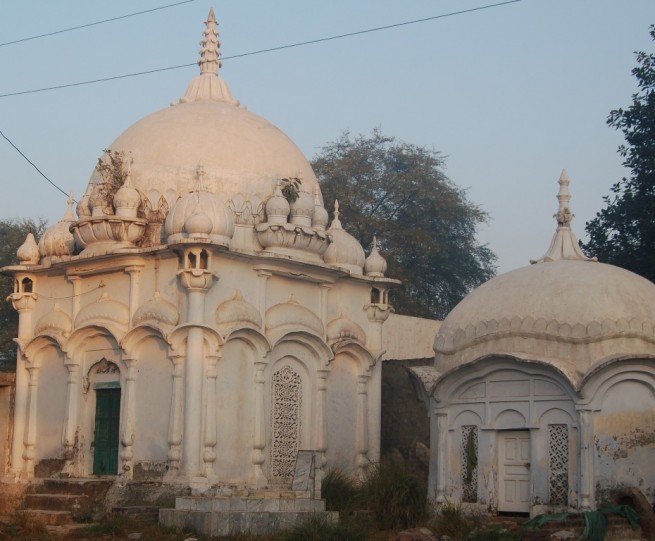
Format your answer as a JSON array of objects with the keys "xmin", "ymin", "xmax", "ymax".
[{"xmin": 159, "ymin": 490, "xmax": 337, "ymax": 536}]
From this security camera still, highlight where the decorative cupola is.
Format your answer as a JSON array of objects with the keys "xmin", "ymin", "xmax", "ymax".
[
  {"xmin": 17, "ymin": 233, "xmax": 40, "ymax": 266},
  {"xmin": 312, "ymin": 185, "xmax": 329, "ymax": 231},
  {"xmin": 323, "ymin": 200, "xmax": 365, "ymax": 274},
  {"xmin": 165, "ymin": 162, "xmax": 235, "ymax": 245},
  {"xmin": 113, "ymin": 168, "xmax": 141, "ymax": 218},
  {"xmin": 364, "ymin": 236, "xmax": 387, "ymax": 277},
  {"xmin": 264, "ymin": 181, "xmax": 290, "ymax": 225},
  {"xmin": 530, "ymin": 169, "xmax": 596, "ymax": 264},
  {"xmin": 39, "ymin": 193, "xmax": 76, "ymax": 264},
  {"xmin": 179, "ymin": 8, "xmax": 239, "ymax": 105},
  {"xmin": 256, "ymin": 180, "xmax": 330, "ymax": 261}
]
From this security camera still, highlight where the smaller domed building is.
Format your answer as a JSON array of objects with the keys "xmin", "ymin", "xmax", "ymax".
[{"xmin": 413, "ymin": 171, "xmax": 655, "ymax": 514}]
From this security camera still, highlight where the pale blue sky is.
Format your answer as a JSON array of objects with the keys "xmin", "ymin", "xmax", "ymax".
[{"xmin": 1, "ymin": 1, "xmax": 653, "ymax": 273}]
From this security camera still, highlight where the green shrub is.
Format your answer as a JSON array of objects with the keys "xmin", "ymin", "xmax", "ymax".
[
  {"xmin": 358, "ymin": 457, "xmax": 428, "ymax": 530},
  {"xmin": 284, "ymin": 515, "xmax": 367, "ymax": 541},
  {"xmin": 322, "ymin": 468, "xmax": 359, "ymax": 513}
]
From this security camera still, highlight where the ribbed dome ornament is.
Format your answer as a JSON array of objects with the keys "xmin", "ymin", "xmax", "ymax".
[
  {"xmin": 180, "ymin": 8, "xmax": 239, "ymax": 105},
  {"xmin": 530, "ymin": 169, "xmax": 596, "ymax": 264},
  {"xmin": 364, "ymin": 236, "xmax": 387, "ymax": 277}
]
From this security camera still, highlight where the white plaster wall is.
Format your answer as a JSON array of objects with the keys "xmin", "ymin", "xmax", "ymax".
[
  {"xmin": 133, "ymin": 336, "xmax": 172, "ymax": 461},
  {"xmin": 382, "ymin": 313, "xmax": 440, "ymax": 360},
  {"xmin": 214, "ymin": 339, "xmax": 256, "ymax": 483},
  {"xmin": 325, "ymin": 354, "xmax": 359, "ymax": 473},
  {"xmin": 594, "ymin": 379, "xmax": 655, "ymax": 504},
  {"xmin": 34, "ymin": 345, "xmax": 67, "ymax": 461}
]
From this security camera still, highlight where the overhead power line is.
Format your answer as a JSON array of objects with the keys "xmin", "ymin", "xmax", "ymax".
[
  {"xmin": 0, "ymin": 0, "xmax": 521, "ymax": 99},
  {"xmin": 0, "ymin": 0, "xmax": 196, "ymax": 48},
  {"xmin": 0, "ymin": 129, "xmax": 71, "ymax": 199}
]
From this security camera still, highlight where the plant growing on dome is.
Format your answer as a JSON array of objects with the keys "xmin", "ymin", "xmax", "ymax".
[
  {"xmin": 93, "ymin": 149, "xmax": 132, "ymax": 212},
  {"xmin": 280, "ymin": 176, "xmax": 302, "ymax": 203}
]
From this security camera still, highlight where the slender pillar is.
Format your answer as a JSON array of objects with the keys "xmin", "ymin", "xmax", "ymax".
[
  {"xmin": 318, "ymin": 283, "xmax": 332, "ymax": 339},
  {"xmin": 578, "ymin": 408, "xmax": 594, "ymax": 510},
  {"xmin": 314, "ymin": 368, "xmax": 329, "ymax": 498},
  {"xmin": 177, "ymin": 251, "xmax": 217, "ymax": 480},
  {"xmin": 167, "ymin": 354, "xmax": 184, "ymax": 473},
  {"xmin": 356, "ymin": 373, "xmax": 370, "ymax": 477},
  {"xmin": 22, "ymin": 365, "xmax": 40, "ymax": 477},
  {"xmin": 256, "ymin": 270, "xmax": 272, "ymax": 325},
  {"xmin": 202, "ymin": 354, "xmax": 219, "ymax": 480},
  {"xmin": 251, "ymin": 359, "xmax": 267, "ymax": 486},
  {"xmin": 119, "ymin": 358, "xmax": 137, "ymax": 478},
  {"xmin": 9, "ymin": 289, "xmax": 37, "ymax": 478},
  {"xmin": 434, "ymin": 410, "xmax": 449, "ymax": 504},
  {"xmin": 125, "ymin": 266, "xmax": 142, "ymax": 324},
  {"xmin": 61, "ymin": 360, "xmax": 80, "ymax": 476}
]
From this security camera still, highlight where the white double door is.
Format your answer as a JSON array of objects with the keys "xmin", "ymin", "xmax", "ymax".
[{"xmin": 498, "ymin": 430, "xmax": 531, "ymax": 513}]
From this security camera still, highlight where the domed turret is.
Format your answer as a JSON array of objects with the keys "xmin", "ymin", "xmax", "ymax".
[
  {"xmin": 17, "ymin": 233, "xmax": 40, "ymax": 265},
  {"xmin": 165, "ymin": 163, "xmax": 235, "ymax": 245},
  {"xmin": 364, "ymin": 236, "xmax": 387, "ymax": 277},
  {"xmin": 39, "ymin": 193, "xmax": 76, "ymax": 263},
  {"xmin": 323, "ymin": 201, "xmax": 365, "ymax": 274},
  {"xmin": 434, "ymin": 171, "xmax": 655, "ymax": 379}
]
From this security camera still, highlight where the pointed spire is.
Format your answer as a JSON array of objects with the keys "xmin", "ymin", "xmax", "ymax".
[
  {"xmin": 531, "ymin": 170, "xmax": 596, "ymax": 264},
  {"xmin": 179, "ymin": 8, "xmax": 239, "ymax": 105},
  {"xmin": 195, "ymin": 161, "xmax": 206, "ymax": 192},
  {"xmin": 63, "ymin": 192, "xmax": 75, "ymax": 221},
  {"xmin": 199, "ymin": 8, "xmax": 221, "ymax": 76},
  {"xmin": 329, "ymin": 200, "xmax": 343, "ymax": 230}
]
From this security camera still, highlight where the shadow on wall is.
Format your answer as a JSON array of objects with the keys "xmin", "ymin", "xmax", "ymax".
[{"xmin": 380, "ymin": 358, "xmax": 432, "ymax": 481}]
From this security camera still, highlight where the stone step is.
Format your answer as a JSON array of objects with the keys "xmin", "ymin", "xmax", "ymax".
[
  {"xmin": 41, "ymin": 478, "xmax": 114, "ymax": 496},
  {"xmin": 174, "ymin": 495, "xmax": 326, "ymax": 513},
  {"xmin": 19, "ymin": 509, "xmax": 72, "ymax": 526},
  {"xmin": 112, "ymin": 506, "xmax": 160, "ymax": 524},
  {"xmin": 25, "ymin": 493, "xmax": 89, "ymax": 513},
  {"xmin": 159, "ymin": 509, "xmax": 338, "ymax": 537}
]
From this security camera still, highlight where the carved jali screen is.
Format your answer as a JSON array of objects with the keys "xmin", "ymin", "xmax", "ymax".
[{"xmin": 271, "ymin": 365, "xmax": 302, "ymax": 482}]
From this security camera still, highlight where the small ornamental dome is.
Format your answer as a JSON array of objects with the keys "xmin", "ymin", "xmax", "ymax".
[
  {"xmin": 323, "ymin": 200, "xmax": 365, "ymax": 274},
  {"xmin": 327, "ymin": 313, "xmax": 366, "ymax": 346},
  {"xmin": 289, "ymin": 185, "xmax": 314, "ymax": 227},
  {"xmin": 312, "ymin": 186, "xmax": 329, "ymax": 231},
  {"xmin": 17, "ymin": 233, "xmax": 40, "ymax": 265},
  {"xmin": 434, "ymin": 171, "xmax": 655, "ymax": 384},
  {"xmin": 265, "ymin": 181, "xmax": 290, "ymax": 224},
  {"xmin": 364, "ymin": 236, "xmax": 387, "ymax": 277},
  {"xmin": 165, "ymin": 163, "xmax": 235, "ymax": 245},
  {"xmin": 266, "ymin": 295, "xmax": 324, "ymax": 339},
  {"xmin": 39, "ymin": 193, "xmax": 76, "ymax": 263},
  {"xmin": 35, "ymin": 304, "xmax": 72, "ymax": 338},
  {"xmin": 113, "ymin": 172, "xmax": 141, "ymax": 218},
  {"xmin": 215, "ymin": 290, "xmax": 262, "ymax": 334},
  {"xmin": 74, "ymin": 292, "xmax": 129, "ymax": 334},
  {"xmin": 133, "ymin": 291, "xmax": 179, "ymax": 329},
  {"xmin": 184, "ymin": 210, "xmax": 213, "ymax": 236}
]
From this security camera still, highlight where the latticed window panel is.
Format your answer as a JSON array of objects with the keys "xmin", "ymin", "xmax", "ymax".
[
  {"xmin": 461, "ymin": 425, "xmax": 478, "ymax": 503},
  {"xmin": 271, "ymin": 365, "xmax": 302, "ymax": 482},
  {"xmin": 548, "ymin": 424, "xmax": 568, "ymax": 505}
]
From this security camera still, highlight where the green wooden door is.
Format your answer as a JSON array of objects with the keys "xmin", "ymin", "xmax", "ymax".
[{"xmin": 93, "ymin": 388, "xmax": 121, "ymax": 475}]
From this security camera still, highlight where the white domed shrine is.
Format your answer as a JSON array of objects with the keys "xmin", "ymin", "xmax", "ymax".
[
  {"xmin": 412, "ymin": 170, "xmax": 655, "ymax": 515},
  {"xmin": 0, "ymin": 11, "xmax": 417, "ymax": 531}
]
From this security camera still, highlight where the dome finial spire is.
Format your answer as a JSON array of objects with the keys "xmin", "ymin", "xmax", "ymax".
[
  {"xmin": 531, "ymin": 169, "xmax": 596, "ymax": 264},
  {"xmin": 199, "ymin": 8, "xmax": 221, "ymax": 76}
]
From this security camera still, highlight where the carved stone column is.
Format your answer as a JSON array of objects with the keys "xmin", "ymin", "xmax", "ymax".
[
  {"xmin": 177, "ymin": 257, "xmax": 216, "ymax": 480},
  {"xmin": 61, "ymin": 360, "xmax": 80, "ymax": 476},
  {"xmin": 22, "ymin": 364, "xmax": 40, "ymax": 477},
  {"xmin": 202, "ymin": 353, "xmax": 219, "ymax": 481},
  {"xmin": 119, "ymin": 358, "xmax": 137, "ymax": 478},
  {"xmin": 578, "ymin": 408, "xmax": 594, "ymax": 510},
  {"xmin": 167, "ymin": 354, "xmax": 184, "ymax": 474},
  {"xmin": 9, "ymin": 290, "xmax": 36, "ymax": 477},
  {"xmin": 434, "ymin": 410, "xmax": 449, "ymax": 504},
  {"xmin": 251, "ymin": 359, "xmax": 267, "ymax": 486},
  {"xmin": 356, "ymin": 372, "xmax": 370, "ymax": 477},
  {"xmin": 314, "ymin": 368, "xmax": 329, "ymax": 498}
]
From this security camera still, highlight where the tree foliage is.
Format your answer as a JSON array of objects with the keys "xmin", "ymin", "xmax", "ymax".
[
  {"xmin": 312, "ymin": 129, "xmax": 496, "ymax": 319},
  {"xmin": 582, "ymin": 26, "xmax": 655, "ymax": 281},
  {"xmin": 0, "ymin": 218, "xmax": 47, "ymax": 370}
]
